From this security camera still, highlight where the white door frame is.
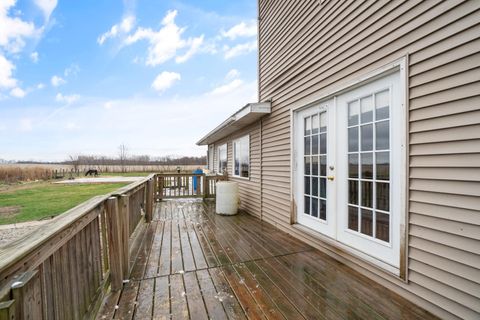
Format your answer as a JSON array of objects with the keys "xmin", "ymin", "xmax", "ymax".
[{"xmin": 290, "ymin": 58, "xmax": 407, "ymax": 274}]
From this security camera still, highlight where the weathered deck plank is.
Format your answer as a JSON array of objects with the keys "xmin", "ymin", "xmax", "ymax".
[{"xmin": 97, "ymin": 199, "xmax": 438, "ymax": 320}]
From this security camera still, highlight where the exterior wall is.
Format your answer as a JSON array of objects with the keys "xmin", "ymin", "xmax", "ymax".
[
  {"xmin": 258, "ymin": 0, "xmax": 480, "ymax": 319},
  {"xmin": 209, "ymin": 122, "xmax": 262, "ymax": 218}
]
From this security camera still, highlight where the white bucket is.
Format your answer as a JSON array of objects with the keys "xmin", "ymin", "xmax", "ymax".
[{"xmin": 215, "ymin": 181, "xmax": 239, "ymax": 215}]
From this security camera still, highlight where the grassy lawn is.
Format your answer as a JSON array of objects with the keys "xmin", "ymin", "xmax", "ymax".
[{"xmin": 0, "ymin": 182, "xmax": 126, "ymax": 225}]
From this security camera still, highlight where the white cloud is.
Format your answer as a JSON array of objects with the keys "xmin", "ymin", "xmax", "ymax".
[
  {"xmin": 0, "ymin": 54, "xmax": 17, "ymax": 89},
  {"xmin": 51, "ymin": 75, "xmax": 66, "ymax": 87},
  {"xmin": 55, "ymin": 93, "xmax": 80, "ymax": 104},
  {"xmin": 175, "ymin": 35, "xmax": 204, "ymax": 63},
  {"xmin": 221, "ymin": 20, "xmax": 257, "ymax": 40},
  {"xmin": 223, "ymin": 40, "xmax": 257, "ymax": 59},
  {"xmin": 30, "ymin": 51, "xmax": 39, "ymax": 63},
  {"xmin": 65, "ymin": 122, "xmax": 79, "ymax": 130},
  {"xmin": 225, "ymin": 69, "xmax": 240, "ymax": 80},
  {"xmin": 10, "ymin": 87, "xmax": 25, "ymax": 98},
  {"xmin": 36, "ymin": 83, "xmax": 45, "ymax": 89},
  {"xmin": 33, "ymin": 0, "xmax": 57, "ymax": 22},
  {"xmin": 125, "ymin": 10, "xmax": 206, "ymax": 66},
  {"xmin": 208, "ymin": 79, "xmax": 244, "ymax": 96},
  {"xmin": 64, "ymin": 64, "xmax": 80, "ymax": 77},
  {"xmin": 98, "ymin": 15, "xmax": 136, "ymax": 45},
  {"xmin": 0, "ymin": 1, "xmax": 37, "ymax": 54},
  {"xmin": 151, "ymin": 71, "xmax": 181, "ymax": 93}
]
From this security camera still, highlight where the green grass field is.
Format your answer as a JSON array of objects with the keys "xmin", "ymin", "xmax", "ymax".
[{"xmin": 0, "ymin": 182, "xmax": 126, "ymax": 225}]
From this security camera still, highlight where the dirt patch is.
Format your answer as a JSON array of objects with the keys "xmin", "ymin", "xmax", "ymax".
[{"xmin": 0, "ymin": 205, "xmax": 21, "ymax": 218}]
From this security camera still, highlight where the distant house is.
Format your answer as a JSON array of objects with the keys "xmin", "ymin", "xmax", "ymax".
[{"xmin": 197, "ymin": 2, "xmax": 480, "ymax": 319}]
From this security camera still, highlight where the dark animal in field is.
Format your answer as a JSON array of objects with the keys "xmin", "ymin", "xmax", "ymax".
[{"xmin": 85, "ymin": 169, "xmax": 99, "ymax": 176}]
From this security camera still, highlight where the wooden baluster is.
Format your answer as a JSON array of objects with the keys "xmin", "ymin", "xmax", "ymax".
[
  {"xmin": 146, "ymin": 179, "xmax": 154, "ymax": 222},
  {"xmin": 118, "ymin": 195, "xmax": 130, "ymax": 279},
  {"xmin": 105, "ymin": 197, "xmax": 123, "ymax": 291}
]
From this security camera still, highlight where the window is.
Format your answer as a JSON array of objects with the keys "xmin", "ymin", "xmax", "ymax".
[
  {"xmin": 217, "ymin": 144, "xmax": 227, "ymax": 173},
  {"xmin": 233, "ymin": 135, "xmax": 249, "ymax": 178}
]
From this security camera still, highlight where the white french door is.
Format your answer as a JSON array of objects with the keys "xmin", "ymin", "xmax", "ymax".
[
  {"xmin": 295, "ymin": 99, "xmax": 335, "ymax": 238},
  {"xmin": 294, "ymin": 69, "xmax": 404, "ymax": 270}
]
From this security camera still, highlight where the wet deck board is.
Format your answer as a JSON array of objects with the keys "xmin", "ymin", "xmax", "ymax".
[{"xmin": 98, "ymin": 199, "xmax": 437, "ymax": 320}]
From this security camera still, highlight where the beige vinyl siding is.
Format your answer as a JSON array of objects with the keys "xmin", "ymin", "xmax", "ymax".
[
  {"xmin": 258, "ymin": 0, "xmax": 480, "ymax": 319},
  {"xmin": 210, "ymin": 123, "xmax": 262, "ymax": 218}
]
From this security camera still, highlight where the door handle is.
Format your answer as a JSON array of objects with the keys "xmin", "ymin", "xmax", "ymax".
[{"xmin": 327, "ymin": 176, "xmax": 335, "ymax": 181}]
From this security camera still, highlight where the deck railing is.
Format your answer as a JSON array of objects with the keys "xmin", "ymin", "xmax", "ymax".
[
  {"xmin": 155, "ymin": 173, "xmax": 227, "ymax": 200},
  {"xmin": 0, "ymin": 174, "xmax": 155, "ymax": 319}
]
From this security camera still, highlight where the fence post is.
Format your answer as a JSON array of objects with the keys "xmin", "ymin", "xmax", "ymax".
[
  {"xmin": 106, "ymin": 197, "xmax": 123, "ymax": 291},
  {"xmin": 11, "ymin": 270, "xmax": 42, "ymax": 319},
  {"xmin": 118, "ymin": 195, "xmax": 130, "ymax": 279},
  {"xmin": 145, "ymin": 179, "xmax": 154, "ymax": 223}
]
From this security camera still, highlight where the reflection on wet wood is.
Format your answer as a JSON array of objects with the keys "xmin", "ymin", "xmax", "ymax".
[{"xmin": 98, "ymin": 199, "xmax": 438, "ymax": 320}]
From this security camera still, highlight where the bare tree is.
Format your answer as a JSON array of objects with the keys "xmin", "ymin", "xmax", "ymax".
[
  {"xmin": 118, "ymin": 144, "xmax": 128, "ymax": 173},
  {"xmin": 68, "ymin": 154, "xmax": 80, "ymax": 172}
]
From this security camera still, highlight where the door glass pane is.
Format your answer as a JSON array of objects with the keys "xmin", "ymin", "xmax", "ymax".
[
  {"xmin": 312, "ymin": 177, "xmax": 318, "ymax": 197},
  {"xmin": 348, "ymin": 100, "xmax": 359, "ymax": 126},
  {"xmin": 348, "ymin": 127, "xmax": 358, "ymax": 152},
  {"xmin": 360, "ymin": 152, "xmax": 373, "ymax": 179},
  {"xmin": 320, "ymin": 178, "xmax": 326, "ymax": 198},
  {"xmin": 360, "ymin": 209, "xmax": 373, "ymax": 236},
  {"xmin": 348, "ymin": 154, "xmax": 358, "ymax": 178},
  {"xmin": 361, "ymin": 181, "xmax": 373, "ymax": 208},
  {"xmin": 375, "ymin": 90, "xmax": 389, "ymax": 120},
  {"xmin": 304, "ymin": 136, "xmax": 311, "ymax": 155},
  {"xmin": 360, "ymin": 95, "xmax": 373, "ymax": 123},
  {"xmin": 304, "ymin": 196, "xmax": 310, "ymax": 215},
  {"xmin": 320, "ymin": 156, "xmax": 326, "ymax": 176},
  {"xmin": 376, "ymin": 152, "xmax": 389, "ymax": 181},
  {"xmin": 320, "ymin": 112, "xmax": 327, "ymax": 132},
  {"xmin": 376, "ymin": 212, "xmax": 390, "ymax": 242},
  {"xmin": 312, "ymin": 156, "xmax": 319, "ymax": 176},
  {"xmin": 311, "ymin": 198, "xmax": 318, "ymax": 218},
  {"xmin": 304, "ymin": 156, "xmax": 310, "ymax": 175},
  {"xmin": 312, "ymin": 135, "xmax": 319, "ymax": 155},
  {"xmin": 304, "ymin": 117, "xmax": 311, "ymax": 135},
  {"xmin": 376, "ymin": 121, "xmax": 389, "ymax": 150},
  {"xmin": 348, "ymin": 180, "xmax": 358, "ymax": 205},
  {"xmin": 304, "ymin": 177, "xmax": 311, "ymax": 195},
  {"xmin": 348, "ymin": 206, "xmax": 358, "ymax": 231},
  {"xmin": 376, "ymin": 182, "xmax": 389, "ymax": 211},
  {"xmin": 320, "ymin": 199, "xmax": 326, "ymax": 220},
  {"xmin": 312, "ymin": 114, "xmax": 319, "ymax": 134},
  {"xmin": 319, "ymin": 133, "xmax": 327, "ymax": 154},
  {"xmin": 360, "ymin": 124, "xmax": 373, "ymax": 151}
]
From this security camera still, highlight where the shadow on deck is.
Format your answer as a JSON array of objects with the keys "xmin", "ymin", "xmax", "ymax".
[{"xmin": 98, "ymin": 199, "xmax": 437, "ymax": 320}]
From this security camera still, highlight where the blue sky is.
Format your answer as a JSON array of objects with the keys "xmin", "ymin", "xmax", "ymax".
[{"xmin": 0, "ymin": 0, "xmax": 258, "ymax": 161}]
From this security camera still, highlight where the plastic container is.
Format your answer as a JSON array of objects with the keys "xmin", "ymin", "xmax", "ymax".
[{"xmin": 215, "ymin": 181, "xmax": 239, "ymax": 215}]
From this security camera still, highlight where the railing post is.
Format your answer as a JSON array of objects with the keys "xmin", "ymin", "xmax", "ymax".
[
  {"xmin": 106, "ymin": 197, "xmax": 123, "ymax": 291},
  {"xmin": 118, "ymin": 195, "xmax": 130, "ymax": 279},
  {"xmin": 202, "ymin": 174, "xmax": 208, "ymax": 199},
  {"xmin": 11, "ymin": 270, "xmax": 42, "ymax": 319},
  {"xmin": 146, "ymin": 179, "xmax": 154, "ymax": 222},
  {"xmin": 158, "ymin": 176, "xmax": 164, "ymax": 201}
]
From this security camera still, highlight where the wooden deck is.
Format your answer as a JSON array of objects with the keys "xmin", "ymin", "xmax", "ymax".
[{"xmin": 98, "ymin": 199, "xmax": 437, "ymax": 320}]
